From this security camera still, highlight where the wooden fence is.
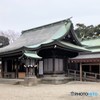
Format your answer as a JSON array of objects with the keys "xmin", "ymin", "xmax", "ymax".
[{"xmin": 68, "ymin": 69, "xmax": 100, "ymax": 82}]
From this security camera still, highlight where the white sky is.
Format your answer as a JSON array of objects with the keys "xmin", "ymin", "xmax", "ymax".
[{"xmin": 0, "ymin": 0, "xmax": 100, "ymax": 32}]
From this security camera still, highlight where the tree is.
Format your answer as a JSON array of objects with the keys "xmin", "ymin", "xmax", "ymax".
[
  {"xmin": 0, "ymin": 36, "xmax": 9, "ymax": 48},
  {"xmin": 0, "ymin": 30, "xmax": 21, "ymax": 44},
  {"xmin": 94, "ymin": 24, "xmax": 100, "ymax": 35},
  {"xmin": 75, "ymin": 23, "xmax": 87, "ymax": 39},
  {"xmin": 75, "ymin": 23, "xmax": 99, "ymax": 41}
]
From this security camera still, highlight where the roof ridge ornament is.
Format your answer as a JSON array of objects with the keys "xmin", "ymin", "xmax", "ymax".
[{"xmin": 66, "ymin": 17, "xmax": 73, "ymax": 22}]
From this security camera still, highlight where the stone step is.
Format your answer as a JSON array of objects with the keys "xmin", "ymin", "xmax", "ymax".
[
  {"xmin": 41, "ymin": 76, "xmax": 74, "ymax": 84},
  {"xmin": 0, "ymin": 78, "xmax": 24, "ymax": 85}
]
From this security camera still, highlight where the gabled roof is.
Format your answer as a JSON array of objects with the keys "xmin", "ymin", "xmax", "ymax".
[{"xmin": 0, "ymin": 19, "xmax": 83, "ymax": 55}]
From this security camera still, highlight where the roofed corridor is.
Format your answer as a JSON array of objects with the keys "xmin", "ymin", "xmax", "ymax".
[{"xmin": 68, "ymin": 65, "xmax": 100, "ymax": 82}]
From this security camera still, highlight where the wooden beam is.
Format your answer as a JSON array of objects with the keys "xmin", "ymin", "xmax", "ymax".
[
  {"xmin": 82, "ymin": 63, "xmax": 99, "ymax": 66},
  {"xmin": 80, "ymin": 63, "xmax": 82, "ymax": 81}
]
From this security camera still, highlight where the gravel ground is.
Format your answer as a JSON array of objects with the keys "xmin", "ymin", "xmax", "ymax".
[{"xmin": 0, "ymin": 82, "xmax": 100, "ymax": 100}]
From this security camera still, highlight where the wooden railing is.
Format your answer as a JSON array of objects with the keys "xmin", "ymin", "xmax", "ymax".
[
  {"xmin": 68, "ymin": 69, "xmax": 100, "ymax": 81},
  {"xmin": 68, "ymin": 69, "xmax": 80, "ymax": 80}
]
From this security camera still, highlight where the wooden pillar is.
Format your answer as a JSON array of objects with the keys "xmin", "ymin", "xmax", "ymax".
[
  {"xmin": 53, "ymin": 58, "xmax": 55, "ymax": 74},
  {"xmin": 1, "ymin": 60, "xmax": 4, "ymax": 78},
  {"xmin": 15, "ymin": 63, "xmax": 18, "ymax": 78},
  {"xmin": 89, "ymin": 65, "xmax": 92, "ymax": 72},
  {"xmin": 26, "ymin": 67, "xmax": 28, "ymax": 77},
  {"xmin": 11, "ymin": 59, "xmax": 14, "ymax": 78},
  {"xmin": 80, "ymin": 63, "xmax": 82, "ymax": 81},
  {"xmin": 99, "ymin": 64, "xmax": 100, "ymax": 74},
  {"xmin": 5, "ymin": 61, "xmax": 7, "ymax": 73},
  {"xmin": 99, "ymin": 64, "xmax": 100, "ymax": 79},
  {"xmin": 16, "ymin": 59, "xmax": 19, "ymax": 78},
  {"xmin": 0, "ymin": 61, "xmax": 2, "ymax": 78}
]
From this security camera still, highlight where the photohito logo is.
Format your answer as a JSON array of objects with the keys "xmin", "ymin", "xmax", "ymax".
[{"xmin": 71, "ymin": 91, "xmax": 99, "ymax": 96}]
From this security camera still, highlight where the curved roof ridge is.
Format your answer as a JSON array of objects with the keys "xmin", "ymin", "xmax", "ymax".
[
  {"xmin": 22, "ymin": 18, "xmax": 71, "ymax": 34},
  {"xmin": 70, "ymin": 24, "xmax": 82, "ymax": 46}
]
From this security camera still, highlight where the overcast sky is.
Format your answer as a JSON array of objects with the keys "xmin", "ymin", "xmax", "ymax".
[{"xmin": 0, "ymin": 0, "xmax": 100, "ymax": 32}]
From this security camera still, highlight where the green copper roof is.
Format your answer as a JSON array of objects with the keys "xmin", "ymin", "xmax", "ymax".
[
  {"xmin": 58, "ymin": 41, "xmax": 89, "ymax": 52},
  {"xmin": 52, "ymin": 22, "xmax": 71, "ymax": 40},
  {"xmin": 24, "ymin": 51, "xmax": 42, "ymax": 59},
  {"xmin": 26, "ymin": 22, "xmax": 71, "ymax": 49},
  {"xmin": 81, "ymin": 38, "xmax": 100, "ymax": 47},
  {"xmin": 0, "ymin": 19, "xmax": 83, "ymax": 55},
  {"xmin": 0, "ymin": 19, "xmax": 73, "ymax": 54},
  {"xmin": 81, "ymin": 38, "xmax": 100, "ymax": 52},
  {"xmin": 90, "ymin": 48, "xmax": 100, "ymax": 52}
]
